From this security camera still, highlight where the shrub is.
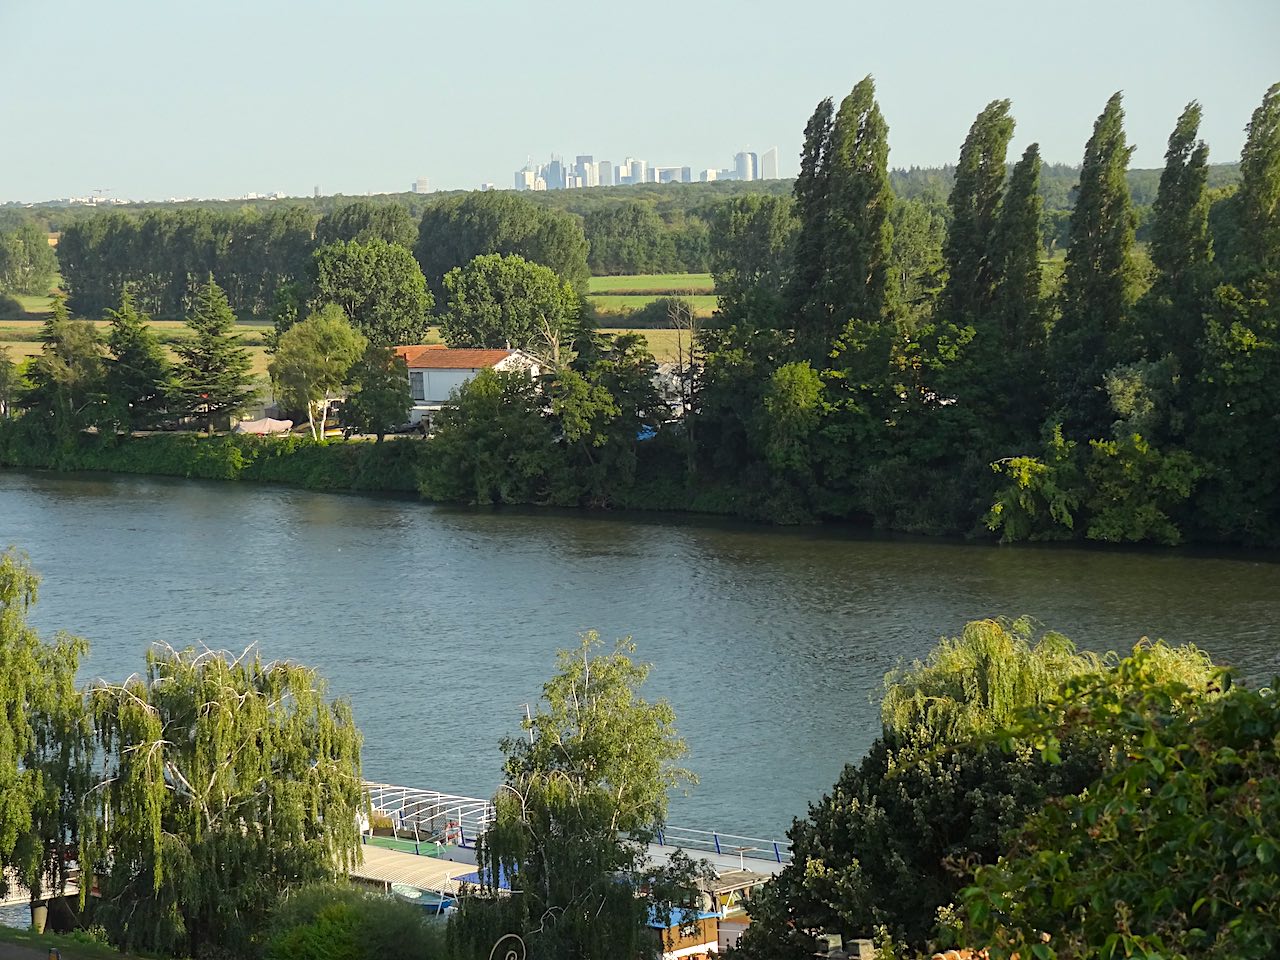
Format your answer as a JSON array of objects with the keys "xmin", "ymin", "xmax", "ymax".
[{"xmin": 266, "ymin": 883, "xmax": 446, "ymax": 960}]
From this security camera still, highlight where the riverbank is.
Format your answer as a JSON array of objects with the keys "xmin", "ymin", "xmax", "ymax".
[{"xmin": 0, "ymin": 428, "xmax": 427, "ymax": 493}]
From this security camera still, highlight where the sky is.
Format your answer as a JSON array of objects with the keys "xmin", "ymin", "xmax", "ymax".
[{"xmin": 0, "ymin": 0, "xmax": 1276, "ymax": 203}]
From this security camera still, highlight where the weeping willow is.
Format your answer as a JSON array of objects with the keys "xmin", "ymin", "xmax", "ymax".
[
  {"xmin": 85, "ymin": 644, "xmax": 366, "ymax": 957},
  {"xmin": 881, "ymin": 617, "xmax": 1219, "ymax": 748},
  {"xmin": 0, "ymin": 548, "xmax": 92, "ymax": 907}
]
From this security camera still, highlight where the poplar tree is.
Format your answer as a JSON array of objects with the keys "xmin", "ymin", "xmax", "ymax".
[
  {"xmin": 1050, "ymin": 92, "xmax": 1139, "ymax": 440},
  {"xmin": 174, "ymin": 276, "xmax": 257, "ymax": 432},
  {"xmin": 990, "ymin": 143, "xmax": 1048, "ymax": 434},
  {"xmin": 788, "ymin": 96, "xmax": 834, "ymax": 350},
  {"xmin": 86, "ymin": 645, "xmax": 366, "ymax": 958},
  {"xmin": 1191, "ymin": 82, "xmax": 1280, "ymax": 544},
  {"xmin": 942, "ymin": 100, "xmax": 1015, "ymax": 324},
  {"xmin": 105, "ymin": 288, "xmax": 174, "ymax": 431},
  {"xmin": 1141, "ymin": 102, "xmax": 1214, "ymax": 369},
  {"xmin": 824, "ymin": 75, "xmax": 899, "ymax": 378}
]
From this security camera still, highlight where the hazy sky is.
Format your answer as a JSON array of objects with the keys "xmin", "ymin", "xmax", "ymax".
[{"xmin": 1, "ymin": 0, "xmax": 1276, "ymax": 202}]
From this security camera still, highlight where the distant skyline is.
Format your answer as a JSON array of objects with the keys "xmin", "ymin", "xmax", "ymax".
[{"xmin": 0, "ymin": 0, "xmax": 1276, "ymax": 203}]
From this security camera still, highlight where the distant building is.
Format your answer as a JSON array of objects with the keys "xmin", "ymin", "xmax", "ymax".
[
  {"xmin": 761, "ymin": 146, "xmax": 779, "ymax": 180},
  {"xmin": 629, "ymin": 158, "xmax": 647, "ymax": 185},
  {"xmin": 701, "ymin": 169, "xmax": 717, "ymax": 182},
  {"xmin": 734, "ymin": 151, "xmax": 757, "ymax": 182},
  {"xmin": 598, "ymin": 160, "xmax": 614, "ymax": 186},
  {"xmin": 546, "ymin": 158, "xmax": 565, "ymax": 190},
  {"xmin": 313, "ymin": 185, "xmax": 320, "ymax": 198},
  {"xmin": 412, "ymin": 176, "xmax": 430, "ymax": 194}
]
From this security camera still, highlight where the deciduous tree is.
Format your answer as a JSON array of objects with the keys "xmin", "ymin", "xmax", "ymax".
[
  {"xmin": 439, "ymin": 253, "xmax": 580, "ymax": 352},
  {"xmin": 86, "ymin": 645, "xmax": 365, "ymax": 958},
  {"xmin": 311, "ymin": 239, "xmax": 433, "ymax": 346},
  {"xmin": 340, "ymin": 345, "xmax": 412, "ymax": 442},
  {"xmin": 269, "ymin": 304, "xmax": 367, "ymax": 438}
]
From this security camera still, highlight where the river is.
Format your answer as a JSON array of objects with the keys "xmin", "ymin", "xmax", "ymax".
[{"xmin": 2, "ymin": 469, "xmax": 1278, "ymax": 838}]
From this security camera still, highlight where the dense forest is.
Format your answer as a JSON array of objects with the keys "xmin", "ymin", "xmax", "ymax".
[
  {"xmin": 421, "ymin": 80, "xmax": 1280, "ymax": 549},
  {"xmin": 0, "ymin": 156, "xmax": 1243, "ymax": 305}
]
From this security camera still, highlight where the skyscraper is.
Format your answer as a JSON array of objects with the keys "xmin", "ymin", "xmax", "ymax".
[
  {"xmin": 546, "ymin": 158, "xmax": 565, "ymax": 191},
  {"xmin": 629, "ymin": 158, "xmax": 647, "ymax": 185},
  {"xmin": 574, "ymin": 155, "xmax": 596, "ymax": 187},
  {"xmin": 598, "ymin": 161, "xmax": 614, "ymax": 187},
  {"xmin": 412, "ymin": 176, "xmax": 430, "ymax": 194},
  {"xmin": 734, "ymin": 151, "xmax": 757, "ymax": 182},
  {"xmin": 761, "ymin": 146, "xmax": 779, "ymax": 180}
]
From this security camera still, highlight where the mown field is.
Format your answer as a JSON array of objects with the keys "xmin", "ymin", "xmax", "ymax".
[
  {"xmin": 1, "ymin": 273, "xmax": 711, "ymax": 372},
  {"xmin": 587, "ymin": 273, "xmax": 719, "ymax": 318}
]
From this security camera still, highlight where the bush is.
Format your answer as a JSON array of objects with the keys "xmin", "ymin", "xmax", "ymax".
[
  {"xmin": 623, "ymin": 296, "xmax": 695, "ymax": 328},
  {"xmin": 266, "ymin": 883, "xmax": 446, "ymax": 960}
]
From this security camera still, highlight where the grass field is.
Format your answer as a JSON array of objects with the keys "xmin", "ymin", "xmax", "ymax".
[
  {"xmin": 598, "ymin": 328, "xmax": 694, "ymax": 362},
  {"xmin": 589, "ymin": 273, "xmax": 714, "ymax": 294},
  {"xmin": 589, "ymin": 294, "xmax": 719, "ymax": 317}
]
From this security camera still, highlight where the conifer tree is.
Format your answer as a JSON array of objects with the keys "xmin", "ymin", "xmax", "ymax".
[
  {"xmin": 1141, "ymin": 102, "xmax": 1213, "ymax": 369},
  {"xmin": 105, "ymin": 288, "xmax": 173, "ymax": 431},
  {"xmin": 821, "ymin": 76, "xmax": 899, "ymax": 383},
  {"xmin": 20, "ymin": 296, "xmax": 106, "ymax": 435},
  {"xmin": 1050, "ymin": 92, "xmax": 1139, "ymax": 439},
  {"xmin": 174, "ymin": 276, "xmax": 257, "ymax": 432},
  {"xmin": 788, "ymin": 97, "xmax": 834, "ymax": 348},
  {"xmin": 942, "ymin": 100, "xmax": 1015, "ymax": 324}
]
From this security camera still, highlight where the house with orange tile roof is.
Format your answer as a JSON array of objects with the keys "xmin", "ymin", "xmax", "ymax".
[{"xmin": 392, "ymin": 345, "xmax": 540, "ymax": 427}]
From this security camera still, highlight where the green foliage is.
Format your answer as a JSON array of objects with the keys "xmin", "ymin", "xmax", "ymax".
[
  {"xmin": 104, "ymin": 289, "xmax": 174, "ymax": 431},
  {"xmin": 1083, "ymin": 433, "xmax": 1200, "ymax": 544},
  {"xmin": 0, "ymin": 549, "xmax": 91, "ymax": 905},
  {"xmin": 621, "ymin": 295, "xmax": 697, "ymax": 328},
  {"xmin": 985, "ymin": 426, "xmax": 1083, "ymax": 542},
  {"xmin": 0, "ymin": 222, "xmax": 58, "ymax": 295},
  {"xmin": 759, "ymin": 360, "xmax": 824, "ymax": 475},
  {"xmin": 961, "ymin": 646, "xmax": 1270, "ymax": 960},
  {"xmin": 19, "ymin": 296, "xmax": 107, "ymax": 436},
  {"xmin": 415, "ymin": 191, "xmax": 590, "ymax": 301},
  {"xmin": 1050, "ymin": 92, "xmax": 1140, "ymax": 439},
  {"xmin": 173, "ymin": 277, "xmax": 258, "ymax": 431},
  {"xmin": 439, "ymin": 253, "xmax": 580, "ymax": 352},
  {"xmin": 881, "ymin": 618, "xmax": 1096, "ymax": 748},
  {"xmin": 419, "ymin": 368, "xmax": 560, "ymax": 504},
  {"xmin": 340, "ymin": 345, "xmax": 412, "ymax": 441},
  {"xmin": 584, "ymin": 201, "xmax": 677, "ymax": 274},
  {"xmin": 708, "ymin": 194, "xmax": 796, "ymax": 328},
  {"xmin": 86, "ymin": 645, "xmax": 366, "ymax": 957},
  {"xmin": 266, "ymin": 883, "xmax": 445, "ymax": 960},
  {"xmin": 741, "ymin": 623, "xmax": 1220, "ymax": 958},
  {"xmin": 453, "ymin": 633, "xmax": 704, "ymax": 960},
  {"xmin": 269, "ymin": 304, "xmax": 367, "ymax": 438},
  {"xmin": 311, "ymin": 238, "xmax": 433, "ymax": 346},
  {"xmin": 315, "ymin": 200, "xmax": 418, "ymax": 250}
]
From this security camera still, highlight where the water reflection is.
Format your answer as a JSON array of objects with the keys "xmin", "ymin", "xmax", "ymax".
[{"xmin": 2, "ymin": 470, "xmax": 1277, "ymax": 837}]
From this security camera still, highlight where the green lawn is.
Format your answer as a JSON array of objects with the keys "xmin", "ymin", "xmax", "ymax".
[
  {"xmin": 598, "ymin": 328, "xmax": 696, "ymax": 362},
  {"xmin": 588, "ymin": 273, "xmax": 714, "ymax": 294},
  {"xmin": 588, "ymin": 294, "xmax": 718, "ymax": 317},
  {"xmin": 0, "ymin": 923, "xmax": 168, "ymax": 960}
]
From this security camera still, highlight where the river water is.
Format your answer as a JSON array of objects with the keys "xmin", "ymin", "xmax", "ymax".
[{"xmin": 2, "ymin": 469, "xmax": 1278, "ymax": 838}]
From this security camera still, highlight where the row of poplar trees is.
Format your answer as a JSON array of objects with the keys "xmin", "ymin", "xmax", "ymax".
[{"xmin": 697, "ymin": 78, "xmax": 1280, "ymax": 546}]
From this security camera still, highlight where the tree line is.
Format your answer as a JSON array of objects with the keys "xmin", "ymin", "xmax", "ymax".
[
  {"xmin": 415, "ymin": 79, "xmax": 1280, "ymax": 548},
  {"xmin": 5, "ymin": 548, "xmax": 1276, "ymax": 959}
]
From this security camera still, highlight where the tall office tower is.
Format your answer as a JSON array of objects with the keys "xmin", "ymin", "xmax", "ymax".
[
  {"xmin": 313, "ymin": 185, "xmax": 321, "ymax": 198},
  {"xmin": 701, "ymin": 169, "xmax": 717, "ymax": 182},
  {"xmin": 412, "ymin": 176, "xmax": 430, "ymax": 194},
  {"xmin": 515, "ymin": 168, "xmax": 537, "ymax": 191},
  {"xmin": 574, "ymin": 155, "xmax": 596, "ymax": 187},
  {"xmin": 680, "ymin": 167, "xmax": 692, "ymax": 183},
  {"xmin": 598, "ymin": 161, "xmax": 614, "ymax": 186},
  {"xmin": 760, "ymin": 146, "xmax": 779, "ymax": 180},
  {"xmin": 546, "ymin": 158, "xmax": 566, "ymax": 190},
  {"xmin": 734, "ymin": 151, "xmax": 757, "ymax": 182},
  {"xmin": 629, "ymin": 158, "xmax": 647, "ymax": 185}
]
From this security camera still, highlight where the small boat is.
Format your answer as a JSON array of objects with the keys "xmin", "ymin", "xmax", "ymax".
[{"xmin": 390, "ymin": 882, "xmax": 456, "ymax": 915}]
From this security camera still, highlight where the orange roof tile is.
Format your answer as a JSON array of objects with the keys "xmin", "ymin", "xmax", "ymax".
[{"xmin": 393, "ymin": 345, "xmax": 515, "ymax": 370}]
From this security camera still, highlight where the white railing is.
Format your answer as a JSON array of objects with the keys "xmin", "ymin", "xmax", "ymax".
[{"xmin": 362, "ymin": 780, "xmax": 792, "ymax": 865}]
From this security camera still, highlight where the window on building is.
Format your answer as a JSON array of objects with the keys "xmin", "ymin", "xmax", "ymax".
[{"xmin": 409, "ymin": 371, "xmax": 425, "ymax": 401}]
